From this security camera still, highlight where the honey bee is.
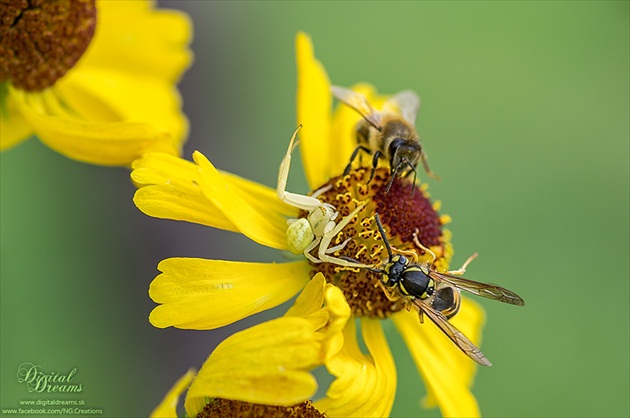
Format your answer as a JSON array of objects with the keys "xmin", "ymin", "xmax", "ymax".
[
  {"xmin": 348, "ymin": 213, "xmax": 525, "ymax": 366},
  {"xmin": 332, "ymin": 85, "xmax": 439, "ymax": 193}
]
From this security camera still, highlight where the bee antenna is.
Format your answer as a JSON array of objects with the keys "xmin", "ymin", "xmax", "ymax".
[{"xmin": 374, "ymin": 213, "xmax": 394, "ymax": 261}]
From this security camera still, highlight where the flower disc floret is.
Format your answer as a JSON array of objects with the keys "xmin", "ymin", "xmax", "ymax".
[{"xmin": 302, "ymin": 167, "xmax": 452, "ymax": 318}]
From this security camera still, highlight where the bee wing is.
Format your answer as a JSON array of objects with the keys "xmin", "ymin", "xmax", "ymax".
[
  {"xmin": 429, "ymin": 271, "xmax": 525, "ymax": 306},
  {"xmin": 331, "ymin": 85, "xmax": 382, "ymax": 129},
  {"xmin": 413, "ymin": 298, "xmax": 492, "ymax": 366},
  {"xmin": 385, "ymin": 90, "xmax": 420, "ymax": 124}
]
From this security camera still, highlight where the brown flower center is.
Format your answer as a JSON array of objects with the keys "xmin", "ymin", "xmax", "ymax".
[
  {"xmin": 197, "ymin": 398, "xmax": 326, "ymax": 418},
  {"xmin": 305, "ymin": 168, "xmax": 451, "ymax": 318},
  {"xmin": 0, "ymin": 0, "xmax": 97, "ymax": 91}
]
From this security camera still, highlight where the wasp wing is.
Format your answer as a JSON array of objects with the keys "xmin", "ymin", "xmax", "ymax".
[
  {"xmin": 385, "ymin": 90, "xmax": 420, "ymax": 124},
  {"xmin": 429, "ymin": 271, "xmax": 525, "ymax": 306},
  {"xmin": 412, "ymin": 298, "xmax": 492, "ymax": 366},
  {"xmin": 331, "ymin": 85, "xmax": 382, "ymax": 129}
]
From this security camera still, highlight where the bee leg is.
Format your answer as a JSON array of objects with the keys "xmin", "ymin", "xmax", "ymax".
[
  {"xmin": 412, "ymin": 229, "xmax": 437, "ymax": 264},
  {"xmin": 367, "ymin": 150, "xmax": 383, "ymax": 184},
  {"xmin": 421, "ymin": 151, "xmax": 440, "ymax": 181},
  {"xmin": 343, "ymin": 146, "xmax": 371, "ymax": 176},
  {"xmin": 448, "ymin": 253, "xmax": 478, "ymax": 275}
]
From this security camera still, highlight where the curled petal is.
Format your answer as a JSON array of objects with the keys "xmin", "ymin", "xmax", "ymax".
[
  {"xmin": 193, "ymin": 151, "xmax": 288, "ymax": 250},
  {"xmin": 184, "ymin": 317, "xmax": 320, "ymax": 416},
  {"xmin": 315, "ymin": 318, "xmax": 396, "ymax": 417},
  {"xmin": 149, "ymin": 258, "xmax": 310, "ymax": 330},
  {"xmin": 392, "ymin": 297, "xmax": 485, "ymax": 418},
  {"xmin": 150, "ymin": 369, "xmax": 195, "ymax": 418},
  {"xmin": 132, "ymin": 152, "xmax": 293, "ymax": 249},
  {"xmin": 295, "ymin": 32, "xmax": 332, "ymax": 189}
]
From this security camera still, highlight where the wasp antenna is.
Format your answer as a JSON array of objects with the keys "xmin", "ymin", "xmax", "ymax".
[{"xmin": 374, "ymin": 213, "xmax": 394, "ymax": 261}]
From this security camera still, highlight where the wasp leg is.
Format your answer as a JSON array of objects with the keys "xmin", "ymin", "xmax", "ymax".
[
  {"xmin": 448, "ymin": 253, "xmax": 478, "ymax": 275},
  {"xmin": 412, "ymin": 228, "xmax": 437, "ymax": 264},
  {"xmin": 376, "ymin": 280, "xmax": 400, "ymax": 302}
]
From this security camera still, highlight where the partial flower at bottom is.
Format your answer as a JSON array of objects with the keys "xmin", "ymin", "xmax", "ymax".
[
  {"xmin": 150, "ymin": 275, "xmax": 393, "ymax": 417},
  {"xmin": 134, "ymin": 32, "xmax": 487, "ymax": 417}
]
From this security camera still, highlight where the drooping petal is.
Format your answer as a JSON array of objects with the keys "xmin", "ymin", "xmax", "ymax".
[
  {"xmin": 0, "ymin": 88, "xmax": 33, "ymax": 151},
  {"xmin": 315, "ymin": 317, "xmax": 396, "ymax": 417},
  {"xmin": 392, "ymin": 297, "xmax": 485, "ymax": 418},
  {"xmin": 10, "ymin": 87, "xmax": 179, "ymax": 166},
  {"xmin": 132, "ymin": 152, "xmax": 293, "ymax": 249},
  {"xmin": 150, "ymin": 369, "xmax": 195, "ymax": 418},
  {"xmin": 183, "ymin": 275, "xmax": 350, "ymax": 416},
  {"xmin": 194, "ymin": 151, "xmax": 288, "ymax": 250},
  {"xmin": 295, "ymin": 32, "xmax": 332, "ymax": 189},
  {"xmin": 149, "ymin": 258, "xmax": 311, "ymax": 330},
  {"xmin": 56, "ymin": 68, "xmax": 188, "ymax": 146}
]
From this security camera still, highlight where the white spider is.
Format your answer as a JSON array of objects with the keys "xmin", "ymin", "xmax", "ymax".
[{"xmin": 277, "ymin": 126, "xmax": 370, "ymax": 268}]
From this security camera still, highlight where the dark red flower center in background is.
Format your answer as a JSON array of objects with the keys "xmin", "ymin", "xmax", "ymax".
[{"xmin": 0, "ymin": 0, "xmax": 97, "ymax": 91}]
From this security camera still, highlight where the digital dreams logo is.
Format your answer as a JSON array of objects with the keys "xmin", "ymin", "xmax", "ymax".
[{"xmin": 17, "ymin": 363, "xmax": 84, "ymax": 393}]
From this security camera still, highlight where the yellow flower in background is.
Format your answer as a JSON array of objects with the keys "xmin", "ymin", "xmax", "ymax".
[
  {"xmin": 0, "ymin": 0, "xmax": 192, "ymax": 166},
  {"xmin": 133, "ymin": 32, "xmax": 490, "ymax": 417}
]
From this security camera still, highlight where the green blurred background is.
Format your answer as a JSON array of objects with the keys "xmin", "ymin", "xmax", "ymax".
[{"xmin": 1, "ymin": 1, "xmax": 628, "ymax": 417}]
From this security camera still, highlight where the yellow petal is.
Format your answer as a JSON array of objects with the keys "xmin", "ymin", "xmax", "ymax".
[
  {"xmin": 56, "ymin": 68, "xmax": 188, "ymax": 146},
  {"xmin": 295, "ymin": 32, "xmax": 332, "ymax": 189},
  {"xmin": 83, "ymin": 0, "xmax": 193, "ymax": 82},
  {"xmin": 392, "ymin": 297, "xmax": 485, "ymax": 418},
  {"xmin": 284, "ymin": 273, "xmax": 326, "ymax": 318},
  {"xmin": 315, "ymin": 318, "xmax": 396, "ymax": 417},
  {"xmin": 132, "ymin": 152, "xmax": 294, "ymax": 246},
  {"xmin": 194, "ymin": 151, "xmax": 288, "ymax": 250},
  {"xmin": 132, "ymin": 153, "xmax": 237, "ymax": 230},
  {"xmin": 149, "ymin": 258, "xmax": 310, "ymax": 330},
  {"xmin": 184, "ymin": 317, "xmax": 323, "ymax": 416},
  {"xmin": 329, "ymin": 83, "xmax": 378, "ymax": 177},
  {"xmin": 150, "ymin": 369, "xmax": 195, "ymax": 418},
  {"xmin": 10, "ymin": 88, "xmax": 178, "ymax": 166},
  {"xmin": 0, "ymin": 90, "xmax": 33, "ymax": 151}
]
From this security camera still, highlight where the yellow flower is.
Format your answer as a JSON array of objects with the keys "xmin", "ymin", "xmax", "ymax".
[
  {"xmin": 133, "ymin": 32, "xmax": 490, "ymax": 417},
  {"xmin": 150, "ymin": 275, "xmax": 354, "ymax": 418},
  {"xmin": 0, "ymin": 0, "xmax": 192, "ymax": 166}
]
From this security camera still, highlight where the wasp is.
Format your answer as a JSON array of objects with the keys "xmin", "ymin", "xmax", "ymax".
[
  {"xmin": 332, "ymin": 85, "xmax": 439, "ymax": 193},
  {"xmin": 362, "ymin": 213, "xmax": 524, "ymax": 366}
]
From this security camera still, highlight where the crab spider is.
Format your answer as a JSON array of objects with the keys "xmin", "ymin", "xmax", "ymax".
[{"xmin": 277, "ymin": 126, "xmax": 370, "ymax": 268}]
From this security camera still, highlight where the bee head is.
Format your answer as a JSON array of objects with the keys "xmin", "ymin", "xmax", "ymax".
[{"xmin": 390, "ymin": 139, "xmax": 422, "ymax": 172}]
